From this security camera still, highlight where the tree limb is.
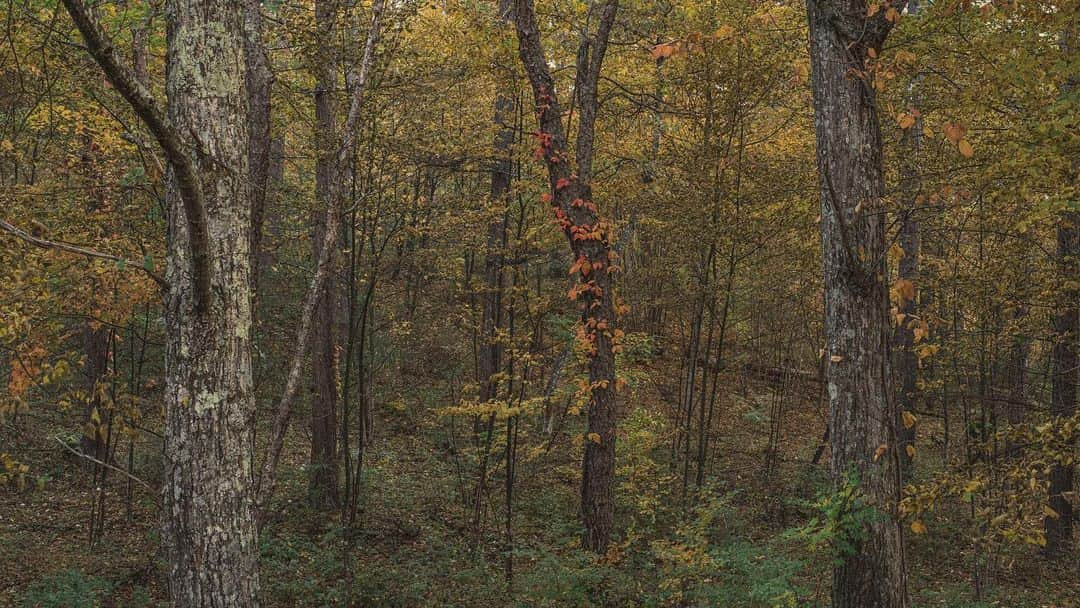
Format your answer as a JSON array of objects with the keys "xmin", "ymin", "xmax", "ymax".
[
  {"xmin": 60, "ymin": 0, "xmax": 211, "ymax": 312},
  {"xmin": 55, "ymin": 436, "xmax": 160, "ymax": 501},
  {"xmin": 0, "ymin": 219, "xmax": 169, "ymax": 289}
]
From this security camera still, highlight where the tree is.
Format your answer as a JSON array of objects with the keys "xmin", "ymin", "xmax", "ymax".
[
  {"xmin": 245, "ymin": 0, "xmax": 274, "ymax": 291},
  {"xmin": 309, "ymin": 0, "xmax": 342, "ymax": 510},
  {"xmin": 806, "ymin": 1, "xmax": 910, "ymax": 606},
  {"xmin": 60, "ymin": 0, "xmax": 262, "ymax": 605},
  {"xmin": 513, "ymin": 0, "xmax": 620, "ymax": 553},
  {"xmin": 892, "ymin": 0, "xmax": 921, "ymax": 474},
  {"xmin": 1045, "ymin": 208, "xmax": 1077, "ymax": 557}
]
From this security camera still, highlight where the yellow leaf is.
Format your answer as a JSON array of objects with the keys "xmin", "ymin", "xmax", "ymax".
[
  {"xmin": 1044, "ymin": 505, "xmax": 1060, "ymax": 519},
  {"xmin": 958, "ymin": 139, "xmax": 974, "ymax": 158},
  {"xmin": 913, "ymin": 320, "xmax": 929, "ymax": 344},
  {"xmin": 587, "ymin": 432, "xmax": 601, "ymax": 444},
  {"xmin": 897, "ymin": 113, "xmax": 915, "ymax": 129},
  {"xmin": 910, "ymin": 520, "xmax": 927, "ymax": 534},
  {"xmin": 906, "ymin": 445, "xmax": 916, "ymax": 458},
  {"xmin": 873, "ymin": 443, "xmax": 888, "ymax": 461},
  {"xmin": 830, "ymin": 354, "xmax": 844, "ymax": 363},
  {"xmin": 902, "ymin": 410, "xmax": 917, "ymax": 429},
  {"xmin": 943, "ymin": 122, "xmax": 966, "ymax": 144},
  {"xmin": 893, "ymin": 278, "xmax": 916, "ymax": 306},
  {"xmin": 714, "ymin": 25, "xmax": 734, "ymax": 39}
]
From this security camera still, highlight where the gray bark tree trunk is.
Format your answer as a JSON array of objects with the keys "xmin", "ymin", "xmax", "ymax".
[
  {"xmin": 60, "ymin": 0, "xmax": 261, "ymax": 604},
  {"xmin": 807, "ymin": 1, "xmax": 910, "ymax": 606},
  {"xmin": 160, "ymin": 1, "xmax": 260, "ymax": 605}
]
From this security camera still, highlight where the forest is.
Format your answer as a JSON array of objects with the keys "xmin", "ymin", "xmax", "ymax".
[{"xmin": 0, "ymin": 0, "xmax": 1076, "ymax": 606}]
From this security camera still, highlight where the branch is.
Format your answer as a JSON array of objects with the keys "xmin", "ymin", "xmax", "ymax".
[
  {"xmin": 337, "ymin": 0, "xmax": 386, "ymax": 164},
  {"xmin": 574, "ymin": 0, "xmax": 618, "ymax": 184},
  {"xmin": 0, "ymin": 219, "xmax": 169, "ymax": 289},
  {"xmin": 514, "ymin": 0, "xmax": 572, "ymax": 190},
  {"xmin": 61, "ymin": 0, "xmax": 211, "ymax": 312},
  {"xmin": 255, "ymin": 0, "xmax": 386, "ymax": 524},
  {"xmin": 55, "ymin": 436, "xmax": 160, "ymax": 501}
]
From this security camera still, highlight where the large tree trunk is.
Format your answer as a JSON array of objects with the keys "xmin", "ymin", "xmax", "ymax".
[
  {"xmin": 62, "ymin": 1, "xmax": 260, "ymax": 603},
  {"xmin": 807, "ymin": 1, "xmax": 909, "ymax": 606},
  {"xmin": 161, "ymin": 1, "xmax": 260, "ymax": 605},
  {"xmin": 308, "ymin": 0, "xmax": 341, "ymax": 510}
]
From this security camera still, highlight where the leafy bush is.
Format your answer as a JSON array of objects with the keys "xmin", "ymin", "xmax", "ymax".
[
  {"xmin": 649, "ymin": 492, "xmax": 805, "ymax": 607},
  {"xmin": 788, "ymin": 469, "xmax": 879, "ymax": 566}
]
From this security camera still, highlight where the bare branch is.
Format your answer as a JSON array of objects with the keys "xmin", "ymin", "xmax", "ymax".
[
  {"xmin": 55, "ymin": 436, "xmax": 160, "ymax": 500},
  {"xmin": 0, "ymin": 219, "xmax": 169, "ymax": 289}
]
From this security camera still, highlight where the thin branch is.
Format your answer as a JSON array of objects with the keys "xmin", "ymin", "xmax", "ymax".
[
  {"xmin": 55, "ymin": 436, "xmax": 160, "ymax": 501},
  {"xmin": 60, "ymin": 0, "xmax": 211, "ymax": 312},
  {"xmin": 0, "ymin": 219, "xmax": 169, "ymax": 289}
]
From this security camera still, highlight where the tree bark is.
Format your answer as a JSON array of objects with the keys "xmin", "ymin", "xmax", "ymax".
[
  {"xmin": 245, "ymin": 0, "xmax": 274, "ymax": 293},
  {"xmin": 160, "ymin": 1, "xmax": 260, "ymax": 605},
  {"xmin": 308, "ymin": 0, "xmax": 341, "ymax": 510},
  {"xmin": 61, "ymin": 1, "xmax": 261, "ymax": 605},
  {"xmin": 1045, "ymin": 28, "xmax": 1078, "ymax": 559},
  {"xmin": 478, "ymin": 0, "xmax": 513, "ymax": 408},
  {"xmin": 807, "ymin": 1, "xmax": 910, "ymax": 606},
  {"xmin": 893, "ymin": 2, "xmax": 921, "ymax": 472},
  {"xmin": 1045, "ymin": 208, "xmax": 1077, "ymax": 557},
  {"xmin": 79, "ymin": 325, "xmax": 109, "ymax": 463},
  {"xmin": 513, "ymin": 0, "xmax": 619, "ymax": 554}
]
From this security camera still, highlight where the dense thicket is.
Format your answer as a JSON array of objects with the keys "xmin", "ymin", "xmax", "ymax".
[{"xmin": 0, "ymin": 1, "xmax": 1076, "ymax": 607}]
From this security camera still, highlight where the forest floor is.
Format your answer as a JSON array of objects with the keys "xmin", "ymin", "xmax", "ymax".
[{"xmin": 2, "ymin": 348, "xmax": 1077, "ymax": 607}]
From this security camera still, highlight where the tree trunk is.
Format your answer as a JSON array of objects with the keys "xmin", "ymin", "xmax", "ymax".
[
  {"xmin": 245, "ymin": 0, "xmax": 274, "ymax": 293},
  {"xmin": 308, "ymin": 0, "xmax": 341, "ymax": 510},
  {"xmin": 807, "ymin": 2, "xmax": 909, "ymax": 606},
  {"xmin": 1045, "ymin": 28, "xmax": 1077, "ymax": 559},
  {"xmin": 478, "ymin": 0, "xmax": 513, "ymax": 407},
  {"xmin": 161, "ymin": 1, "xmax": 260, "ymax": 605},
  {"xmin": 79, "ymin": 325, "xmax": 109, "ymax": 462},
  {"xmin": 893, "ymin": 16, "xmax": 921, "ymax": 472},
  {"xmin": 513, "ymin": 0, "xmax": 619, "ymax": 553},
  {"xmin": 1045, "ymin": 208, "xmax": 1077, "ymax": 557},
  {"xmin": 61, "ymin": 1, "xmax": 261, "ymax": 603}
]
